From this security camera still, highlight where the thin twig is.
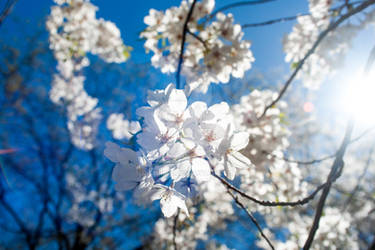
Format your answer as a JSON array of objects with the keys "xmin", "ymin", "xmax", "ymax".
[
  {"xmin": 351, "ymin": 125, "xmax": 375, "ymax": 144},
  {"xmin": 0, "ymin": 0, "xmax": 18, "ymax": 27},
  {"xmin": 209, "ymin": 0, "xmax": 276, "ymax": 20},
  {"xmin": 228, "ymin": 190, "xmax": 275, "ymax": 250},
  {"xmin": 176, "ymin": 0, "xmax": 198, "ymax": 89},
  {"xmin": 187, "ymin": 29, "xmax": 207, "ymax": 49},
  {"xmin": 242, "ymin": 1, "xmax": 365, "ymax": 28},
  {"xmin": 214, "ymin": 173, "xmax": 326, "ymax": 207},
  {"xmin": 266, "ymin": 150, "xmax": 336, "ymax": 165},
  {"xmin": 259, "ymin": 0, "xmax": 375, "ymax": 119},
  {"xmin": 243, "ymin": 13, "xmax": 309, "ymax": 28}
]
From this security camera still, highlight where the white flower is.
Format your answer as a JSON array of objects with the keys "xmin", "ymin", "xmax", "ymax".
[
  {"xmin": 104, "ymin": 142, "xmax": 149, "ymax": 191},
  {"xmin": 107, "ymin": 113, "xmax": 141, "ymax": 140},
  {"xmin": 218, "ymin": 130, "xmax": 251, "ymax": 180},
  {"xmin": 151, "ymin": 184, "xmax": 189, "ymax": 217}
]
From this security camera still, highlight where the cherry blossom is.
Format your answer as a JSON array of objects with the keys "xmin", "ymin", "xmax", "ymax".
[
  {"xmin": 141, "ymin": 0, "xmax": 254, "ymax": 93},
  {"xmin": 105, "ymin": 84, "xmax": 253, "ymax": 217}
]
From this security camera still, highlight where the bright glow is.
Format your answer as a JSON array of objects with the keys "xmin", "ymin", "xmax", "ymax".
[{"xmin": 340, "ymin": 70, "xmax": 375, "ymax": 126}]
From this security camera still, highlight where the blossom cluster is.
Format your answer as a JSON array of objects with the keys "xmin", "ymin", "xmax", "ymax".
[
  {"xmin": 151, "ymin": 175, "xmax": 233, "ymax": 249},
  {"xmin": 47, "ymin": 0, "xmax": 128, "ymax": 150},
  {"xmin": 47, "ymin": 0, "xmax": 127, "ymax": 66},
  {"xmin": 232, "ymin": 90, "xmax": 308, "ymax": 212},
  {"xmin": 257, "ymin": 207, "xmax": 359, "ymax": 250},
  {"xmin": 283, "ymin": 0, "xmax": 363, "ymax": 89},
  {"xmin": 105, "ymin": 84, "xmax": 252, "ymax": 217},
  {"xmin": 141, "ymin": 0, "xmax": 254, "ymax": 93},
  {"xmin": 232, "ymin": 90, "xmax": 290, "ymax": 168},
  {"xmin": 283, "ymin": 0, "xmax": 333, "ymax": 89},
  {"xmin": 106, "ymin": 113, "xmax": 141, "ymax": 140}
]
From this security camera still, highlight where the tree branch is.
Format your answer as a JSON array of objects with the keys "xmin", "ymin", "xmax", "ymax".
[
  {"xmin": 176, "ymin": 0, "xmax": 198, "ymax": 89},
  {"xmin": 302, "ymin": 120, "xmax": 354, "ymax": 249},
  {"xmin": 0, "ymin": 0, "xmax": 18, "ymax": 27},
  {"xmin": 213, "ymin": 172, "xmax": 326, "ymax": 207}
]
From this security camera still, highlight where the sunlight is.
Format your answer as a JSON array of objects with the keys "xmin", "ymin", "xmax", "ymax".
[{"xmin": 340, "ymin": 69, "xmax": 375, "ymax": 126}]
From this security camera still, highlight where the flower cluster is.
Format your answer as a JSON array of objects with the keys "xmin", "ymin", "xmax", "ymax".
[
  {"xmin": 105, "ymin": 84, "xmax": 252, "ymax": 217},
  {"xmin": 151, "ymin": 175, "xmax": 233, "ymax": 249},
  {"xmin": 231, "ymin": 90, "xmax": 308, "ymax": 213},
  {"xmin": 47, "ymin": 0, "xmax": 128, "ymax": 150},
  {"xmin": 257, "ymin": 207, "xmax": 359, "ymax": 250},
  {"xmin": 232, "ymin": 90, "xmax": 290, "ymax": 168},
  {"xmin": 283, "ymin": 0, "xmax": 332, "ymax": 89},
  {"xmin": 141, "ymin": 0, "xmax": 254, "ymax": 93},
  {"xmin": 106, "ymin": 113, "xmax": 141, "ymax": 140},
  {"xmin": 47, "ymin": 0, "xmax": 128, "ymax": 66}
]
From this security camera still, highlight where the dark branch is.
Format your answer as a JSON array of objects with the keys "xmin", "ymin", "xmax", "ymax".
[
  {"xmin": 187, "ymin": 29, "xmax": 207, "ymax": 49},
  {"xmin": 176, "ymin": 0, "xmax": 198, "ymax": 89},
  {"xmin": 214, "ymin": 173, "xmax": 326, "ymax": 207},
  {"xmin": 304, "ymin": 40, "xmax": 375, "ymax": 249},
  {"xmin": 303, "ymin": 120, "xmax": 354, "ymax": 249}
]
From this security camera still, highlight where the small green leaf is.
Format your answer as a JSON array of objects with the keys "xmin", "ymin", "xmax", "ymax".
[
  {"xmin": 291, "ymin": 62, "xmax": 299, "ymax": 69},
  {"xmin": 123, "ymin": 45, "xmax": 133, "ymax": 60}
]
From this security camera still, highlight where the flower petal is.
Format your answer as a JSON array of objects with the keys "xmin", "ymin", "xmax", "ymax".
[
  {"xmin": 192, "ymin": 158, "xmax": 211, "ymax": 182},
  {"xmin": 230, "ymin": 132, "xmax": 249, "ymax": 151}
]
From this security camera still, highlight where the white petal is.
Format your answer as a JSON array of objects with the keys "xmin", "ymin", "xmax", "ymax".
[
  {"xmin": 189, "ymin": 101, "xmax": 207, "ymax": 118},
  {"xmin": 192, "ymin": 158, "xmax": 211, "ymax": 182},
  {"xmin": 171, "ymin": 195, "xmax": 189, "ymax": 216},
  {"xmin": 167, "ymin": 142, "xmax": 186, "ymax": 159},
  {"xmin": 114, "ymin": 180, "xmax": 138, "ymax": 191},
  {"xmin": 104, "ymin": 141, "xmax": 121, "ymax": 162},
  {"xmin": 224, "ymin": 156, "xmax": 236, "ymax": 180},
  {"xmin": 160, "ymin": 197, "xmax": 178, "ymax": 217},
  {"xmin": 230, "ymin": 132, "xmax": 249, "ymax": 151},
  {"xmin": 168, "ymin": 89, "xmax": 187, "ymax": 114},
  {"xmin": 170, "ymin": 161, "xmax": 191, "ymax": 182},
  {"xmin": 228, "ymin": 151, "xmax": 251, "ymax": 169},
  {"xmin": 117, "ymin": 148, "xmax": 138, "ymax": 166},
  {"xmin": 208, "ymin": 102, "xmax": 229, "ymax": 118}
]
